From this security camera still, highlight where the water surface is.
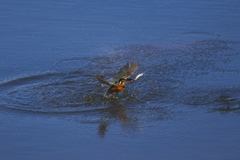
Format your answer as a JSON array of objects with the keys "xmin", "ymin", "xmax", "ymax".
[{"xmin": 1, "ymin": 0, "xmax": 240, "ymax": 160}]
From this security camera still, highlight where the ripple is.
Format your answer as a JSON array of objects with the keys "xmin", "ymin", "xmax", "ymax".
[
  {"xmin": 99, "ymin": 102, "xmax": 174, "ymax": 139},
  {"xmin": 1, "ymin": 39, "xmax": 238, "ymax": 115},
  {"xmin": 108, "ymin": 107, "xmax": 197, "ymax": 145},
  {"xmin": 129, "ymin": 77, "xmax": 184, "ymax": 104},
  {"xmin": 212, "ymin": 88, "xmax": 240, "ymax": 112},
  {"xmin": 0, "ymin": 39, "xmax": 239, "ymax": 138},
  {"xmin": 0, "ymin": 121, "xmax": 22, "ymax": 142},
  {"xmin": 176, "ymin": 85, "xmax": 240, "ymax": 112},
  {"xmin": 0, "ymin": 72, "xmax": 57, "ymax": 91},
  {"xmin": 169, "ymin": 31, "xmax": 221, "ymax": 43},
  {"xmin": 168, "ymin": 112, "xmax": 240, "ymax": 156},
  {"xmin": 52, "ymin": 57, "xmax": 90, "ymax": 70},
  {"xmin": 0, "ymin": 71, "xmax": 107, "ymax": 114},
  {"xmin": 178, "ymin": 89, "xmax": 215, "ymax": 105}
]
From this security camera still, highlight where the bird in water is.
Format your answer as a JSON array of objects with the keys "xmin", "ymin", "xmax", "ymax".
[{"xmin": 96, "ymin": 62, "xmax": 144, "ymax": 94}]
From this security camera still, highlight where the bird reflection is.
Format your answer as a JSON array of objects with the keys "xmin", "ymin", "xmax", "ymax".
[
  {"xmin": 97, "ymin": 101, "xmax": 133, "ymax": 138},
  {"xmin": 98, "ymin": 122, "xmax": 108, "ymax": 137}
]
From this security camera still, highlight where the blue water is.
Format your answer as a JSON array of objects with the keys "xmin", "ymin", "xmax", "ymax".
[{"xmin": 1, "ymin": 0, "xmax": 240, "ymax": 160}]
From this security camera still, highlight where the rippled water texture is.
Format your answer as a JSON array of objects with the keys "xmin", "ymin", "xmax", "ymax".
[
  {"xmin": 1, "ymin": 0, "xmax": 240, "ymax": 160},
  {"xmin": 1, "ymin": 36, "xmax": 240, "ymax": 160},
  {"xmin": 1, "ymin": 37, "xmax": 239, "ymax": 114}
]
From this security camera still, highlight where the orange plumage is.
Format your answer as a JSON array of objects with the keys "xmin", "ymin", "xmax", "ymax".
[
  {"xmin": 96, "ymin": 62, "xmax": 143, "ymax": 94},
  {"xmin": 107, "ymin": 82, "xmax": 126, "ymax": 94}
]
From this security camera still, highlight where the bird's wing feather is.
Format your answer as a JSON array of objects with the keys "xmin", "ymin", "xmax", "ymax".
[
  {"xmin": 113, "ymin": 62, "xmax": 139, "ymax": 82},
  {"xmin": 96, "ymin": 76, "xmax": 115, "ymax": 86}
]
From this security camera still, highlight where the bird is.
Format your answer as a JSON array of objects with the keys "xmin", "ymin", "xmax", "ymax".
[{"xmin": 96, "ymin": 62, "xmax": 144, "ymax": 94}]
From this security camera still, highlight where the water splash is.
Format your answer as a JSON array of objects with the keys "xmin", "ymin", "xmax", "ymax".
[{"xmin": 0, "ymin": 38, "xmax": 240, "ymax": 137}]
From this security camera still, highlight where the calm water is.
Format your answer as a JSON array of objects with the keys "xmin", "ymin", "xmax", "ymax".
[{"xmin": 1, "ymin": 0, "xmax": 240, "ymax": 160}]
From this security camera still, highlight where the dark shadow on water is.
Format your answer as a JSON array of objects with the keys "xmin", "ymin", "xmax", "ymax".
[
  {"xmin": 212, "ymin": 95, "xmax": 240, "ymax": 113},
  {"xmin": 214, "ymin": 107, "xmax": 240, "ymax": 112},
  {"xmin": 97, "ymin": 101, "xmax": 128, "ymax": 137}
]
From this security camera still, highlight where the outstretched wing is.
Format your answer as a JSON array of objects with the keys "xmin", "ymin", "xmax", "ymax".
[
  {"xmin": 113, "ymin": 62, "xmax": 139, "ymax": 82},
  {"xmin": 96, "ymin": 75, "xmax": 115, "ymax": 86}
]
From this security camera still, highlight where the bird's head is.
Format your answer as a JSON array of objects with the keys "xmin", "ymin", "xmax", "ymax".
[{"xmin": 118, "ymin": 78, "xmax": 131, "ymax": 84}]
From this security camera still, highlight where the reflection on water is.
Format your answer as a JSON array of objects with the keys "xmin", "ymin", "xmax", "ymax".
[
  {"xmin": 1, "ymin": 0, "xmax": 240, "ymax": 159},
  {"xmin": 97, "ymin": 102, "xmax": 129, "ymax": 137},
  {"xmin": 0, "ymin": 38, "xmax": 240, "ymax": 160}
]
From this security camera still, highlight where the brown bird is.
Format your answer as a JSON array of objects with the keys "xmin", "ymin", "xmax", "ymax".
[{"xmin": 96, "ymin": 62, "xmax": 144, "ymax": 94}]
